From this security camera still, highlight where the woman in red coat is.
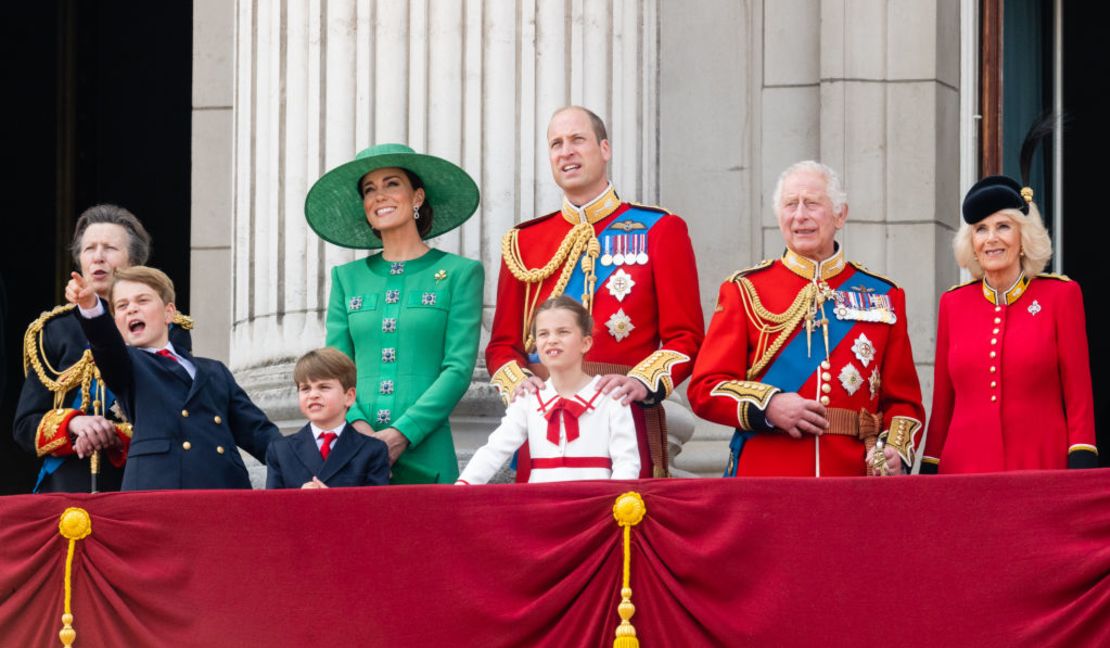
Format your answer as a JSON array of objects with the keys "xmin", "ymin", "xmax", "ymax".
[{"xmin": 921, "ymin": 175, "xmax": 1097, "ymax": 473}]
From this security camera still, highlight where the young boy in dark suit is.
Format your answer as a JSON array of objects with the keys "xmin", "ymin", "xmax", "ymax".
[
  {"xmin": 66, "ymin": 266, "xmax": 280, "ymax": 490},
  {"xmin": 266, "ymin": 348, "xmax": 389, "ymax": 488}
]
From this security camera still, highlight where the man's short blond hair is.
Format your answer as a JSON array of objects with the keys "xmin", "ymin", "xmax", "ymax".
[{"xmin": 110, "ymin": 266, "xmax": 176, "ymax": 308}]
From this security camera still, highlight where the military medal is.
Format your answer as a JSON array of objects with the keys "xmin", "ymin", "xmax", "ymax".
[
  {"xmin": 832, "ymin": 290, "xmax": 897, "ymax": 324},
  {"xmin": 607, "ymin": 268, "xmax": 636, "ymax": 302},
  {"xmin": 601, "ymin": 236, "xmax": 613, "ymax": 266},
  {"xmin": 612, "ymin": 235, "xmax": 625, "ymax": 266},
  {"xmin": 636, "ymin": 234, "xmax": 649, "ymax": 265}
]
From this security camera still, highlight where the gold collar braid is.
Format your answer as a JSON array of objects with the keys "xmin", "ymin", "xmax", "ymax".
[
  {"xmin": 782, "ymin": 246, "xmax": 846, "ymax": 282},
  {"xmin": 561, "ymin": 184, "xmax": 621, "ymax": 225},
  {"xmin": 981, "ymin": 273, "xmax": 1029, "ymax": 306},
  {"xmin": 501, "ymin": 221, "xmax": 601, "ymax": 350}
]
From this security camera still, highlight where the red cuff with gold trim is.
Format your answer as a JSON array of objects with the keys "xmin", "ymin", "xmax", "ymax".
[{"xmin": 34, "ymin": 408, "xmax": 82, "ymax": 458}]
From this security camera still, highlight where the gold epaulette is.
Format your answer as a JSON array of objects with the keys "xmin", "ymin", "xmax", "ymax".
[
  {"xmin": 849, "ymin": 261, "xmax": 900, "ymax": 289},
  {"xmin": 172, "ymin": 312, "xmax": 195, "ymax": 330},
  {"xmin": 1037, "ymin": 272, "xmax": 1071, "ymax": 282},
  {"xmin": 947, "ymin": 278, "xmax": 978, "ymax": 292},
  {"xmin": 627, "ymin": 201, "xmax": 671, "ymax": 215},
  {"xmin": 727, "ymin": 260, "xmax": 773, "ymax": 283},
  {"xmin": 22, "ymin": 304, "xmax": 77, "ymax": 378}
]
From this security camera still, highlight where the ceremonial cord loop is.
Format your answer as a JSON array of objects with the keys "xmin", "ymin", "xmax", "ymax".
[
  {"xmin": 736, "ymin": 278, "xmax": 814, "ymax": 379},
  {"xmin": 501, "ymin": 222, "xmax": 600, "ymax": 350}
]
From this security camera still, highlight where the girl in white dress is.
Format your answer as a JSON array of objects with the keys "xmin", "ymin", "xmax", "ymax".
[{"xmin": 457, "ymin": 296, "xmax": 640, "ymax": 484}]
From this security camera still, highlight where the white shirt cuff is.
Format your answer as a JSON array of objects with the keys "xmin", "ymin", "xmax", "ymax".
[{"xmin": 78, "ymin": 300, "xmax": 106, "ymax": 319}]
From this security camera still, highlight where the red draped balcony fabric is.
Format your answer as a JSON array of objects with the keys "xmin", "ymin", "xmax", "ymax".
[{"xmin": 1, "ymin": 471, "xmax": 1108, "ymax": 647}]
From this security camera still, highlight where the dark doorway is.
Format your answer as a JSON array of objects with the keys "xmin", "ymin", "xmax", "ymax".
[
  {"xmin": 1062, "ymin": 0, "xmax": 1108, "ymax": 465},
  {"xmin": 1, "ymin": 1, "xmax": 193, "ymax": 494}
]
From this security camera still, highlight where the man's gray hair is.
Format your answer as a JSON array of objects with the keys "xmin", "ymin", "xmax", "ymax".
[{"xmin": 771, "ymin": 161, "xmax": 848, "ymax": 215}]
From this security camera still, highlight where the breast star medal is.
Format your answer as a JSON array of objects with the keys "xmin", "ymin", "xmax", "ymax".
[
  {"xmin": 606, "ymin": 309, "xmax": 635, "ymax": 342},
  {"xmin": 838, "ymin": 363, "xmax": 863, "ymax": 395},
  {"xmin": 851, "ymin": 333, "xmax": 876, "ymax": 368},
  {"xmin": 607, "ymin": 269, "xmax": 636, "ymax": 302}
]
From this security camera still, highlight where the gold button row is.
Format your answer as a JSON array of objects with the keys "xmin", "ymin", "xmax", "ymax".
[{"xmin": 182, "ymin": 441, "xmax": 227, "ymax": 454}]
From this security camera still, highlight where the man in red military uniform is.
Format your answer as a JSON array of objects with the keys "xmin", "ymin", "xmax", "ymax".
[
  {"xmin": 487, "ymin": 106, "xmax": 704, "ymax": 478},
  {"xmin": 688, "ymin": 161, "xmax": 924, "ymax": 476}
]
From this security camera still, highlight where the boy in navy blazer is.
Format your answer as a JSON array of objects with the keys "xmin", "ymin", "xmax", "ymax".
[
  {"xmin": 67, "ymin": 266, "xmax": 280, "ymax": 490},
  {"xmin": 266, "ymin": 348, "xmax": 389, "ymax": 488}
]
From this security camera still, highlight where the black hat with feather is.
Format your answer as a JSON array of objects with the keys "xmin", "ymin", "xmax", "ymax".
[{"xmin": 961, "ymin": 115, "xmax": 1058, "ymax": 224}]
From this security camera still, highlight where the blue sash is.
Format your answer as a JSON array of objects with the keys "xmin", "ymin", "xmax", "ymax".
[
  {"xmin": 759, "ymin": 267, "xmax": 891, "ymax": 392},
  {"xmin": 726, "ymin": 267, "xmax": 892, "ymax": 473},
  {"xmin": 528, "ymin": 207, "xmax": 666, "ymax": 364},
  {"xmin": 564, "ymin": 206, "xmax": 666, "ymax": 302}
]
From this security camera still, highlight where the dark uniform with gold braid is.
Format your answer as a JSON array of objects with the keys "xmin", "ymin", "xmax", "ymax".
[
  {"xmin": 12, "ymin": 303, "xmax": 193, "ymax": 492},
  {"xmin": 688, "ymin": 246, "xmax": 925, "ymax": 476}
]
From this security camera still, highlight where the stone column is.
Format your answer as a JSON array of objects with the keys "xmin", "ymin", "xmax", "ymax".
[
  {"xmin": 665, "ymin": 0, "xmax": 962, "ymax": 476},
  {"xmin": 814, "ymin": 0, "xmax": 962, "ymax": 441},
  {"xmin": 191, "ymin": 0, "xmax": 236, "ymax": 362},
  {"xmin": 229, "ymin": 0, "xmax": 668, "ymax": 469}
]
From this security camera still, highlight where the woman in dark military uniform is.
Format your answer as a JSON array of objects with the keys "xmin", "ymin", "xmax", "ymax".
[
  {"xmin": 923, "ymin": 164, "xmax": 1097, "ymax": 472},
  {"xmin": 12, "ymin": 204, "xmax": 193, "ymax": 492}
]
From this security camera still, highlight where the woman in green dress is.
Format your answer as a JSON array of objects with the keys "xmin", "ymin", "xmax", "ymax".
[{"xmin": 305, "ymin": 144, "xmax": 483, "ymax": 484}]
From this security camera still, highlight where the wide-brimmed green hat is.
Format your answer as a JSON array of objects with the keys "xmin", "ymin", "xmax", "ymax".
[{"xmin": 304, "ymin": 143, "xmax": 480, "ymax": 249}]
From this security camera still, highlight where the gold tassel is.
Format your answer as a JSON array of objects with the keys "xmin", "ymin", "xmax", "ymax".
[
  {"xmin": 57, "ymin": 508, "xmax": 93, "ymax": 648},
  {"xmin": 612, "ymin": 492, "xmax": 646, "ymax": 648}
]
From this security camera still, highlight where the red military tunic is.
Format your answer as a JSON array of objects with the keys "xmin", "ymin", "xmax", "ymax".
[
  {"xmin": 688, "ymin": 247, "xmax": 925, "ymax": 476},
  {"xmin": 487, "ymin": 184, "xmax": 704, "ymax": 478},
  {"xmin": 922, "ymin": 274, "xmax": 1098, "ymax": 473}
]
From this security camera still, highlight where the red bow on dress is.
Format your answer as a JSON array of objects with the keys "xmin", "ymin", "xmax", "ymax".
[{"xmin": 543, "ymin": 398, "xmax": 588, "ymax": 445}]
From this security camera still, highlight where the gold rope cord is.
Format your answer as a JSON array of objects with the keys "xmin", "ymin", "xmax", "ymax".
[
  {"xmin": 735, "ymin": 277, "xmax": 814, "ymax": 379},
  {"xmin": 57, "ymin": 507, "xmax": 93, "ymax": 648},
  {"xmin": 23, "ymin": 305, "xmax": 100, "ymax": 412},
  {"xmin": 501, "ymin": 221, "xmax": 599, "ymax": 351},
  {"xmin": 612, "ymin": 492, "xmax": 646, "ymax": 648}
]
